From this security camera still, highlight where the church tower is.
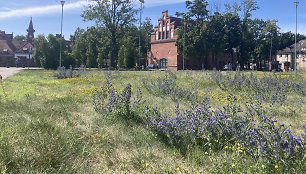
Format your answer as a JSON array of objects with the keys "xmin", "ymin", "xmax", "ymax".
[{"xmin": 27, "ymin": 17, "xmax": 35, "ymax": 44}]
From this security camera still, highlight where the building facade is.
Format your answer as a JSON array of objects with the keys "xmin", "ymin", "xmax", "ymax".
[
  {"xmin": 147, "ymin": 10, "xmax": 236, "ymax": 71},
  {"xmin": 148, "ymin": 10, "xmax": 183, "ymax": 71},
  {"xmin": 276, "ymin": 40, "xmax": 306, "ymax": 71},
  {"xmin": 0, "ymin": 18, "xmax": 35, "ymax": 67}
]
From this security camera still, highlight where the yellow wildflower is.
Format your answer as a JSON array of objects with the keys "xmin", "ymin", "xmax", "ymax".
[{"xmin": 176, "ymin": 165, "xmax": 181, "ymax": 173}]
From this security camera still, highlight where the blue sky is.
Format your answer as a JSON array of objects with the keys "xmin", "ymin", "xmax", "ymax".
[{"xmin": 0, "ymin": 0, "xmax": 305, "ymax": 39}]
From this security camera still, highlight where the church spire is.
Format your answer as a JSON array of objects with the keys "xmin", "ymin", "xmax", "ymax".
[{"xmin": 27, "ymin": 17, "xmax": 35, "ymax": 44}]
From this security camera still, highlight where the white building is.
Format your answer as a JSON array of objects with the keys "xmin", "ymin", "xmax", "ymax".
[{"xmin": 276, "ymin": 40, "xmax": 306, "ymax": 71}]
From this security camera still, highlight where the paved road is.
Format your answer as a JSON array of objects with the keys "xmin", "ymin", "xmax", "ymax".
[{"xmin": 0, "ymin": 67, "xmax": 23, "ymax": 80}]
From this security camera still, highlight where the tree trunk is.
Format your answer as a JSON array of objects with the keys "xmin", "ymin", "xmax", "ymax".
[{"xmin": 110, "ymin": 31, "xmax": 117, "ymax": 68}]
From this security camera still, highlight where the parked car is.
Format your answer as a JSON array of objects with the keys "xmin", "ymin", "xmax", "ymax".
[
  {"xmin": 223, "ymin": 63, "xmax": 236, "ymax": 71},
  {"xmin": 146, "ymin": 64, "xmax": 158, "ymax": 70},
  {"xmin": 15, "ymin": 58, "xmax": 23, "ymax": 68}
]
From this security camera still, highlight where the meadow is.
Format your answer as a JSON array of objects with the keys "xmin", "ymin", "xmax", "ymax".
[{"xmin": 0, "ymin": 69, "xmax": 305, "ymax": 173}]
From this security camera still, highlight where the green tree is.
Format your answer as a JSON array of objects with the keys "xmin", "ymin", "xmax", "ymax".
[
  {"xmin": 82, "ymin": 0, "xmax": 141, "ymax": 68},
  {"xmin": 239, "ymin": 0, "xmax": 259, "ymax": 68},
  {"xmin": 71, "ymin": 28, "xmax": 87, "ymax": 66},
  {"xmin": 278, "ymin": 32, "xmax": 306, "ymax": 50},
  {"xmin": 118, "ymin": 45, "xmax": 126, "ymax": 68},
  {"xmin": 33, "ymin": 35, "xmax": 48, "ymax": 67},
  {"xmin": 34, "ymin": 34, "xmax": 71, "ymax": 69},
  {"xmin": 139, "ymin": 17, "xmax": 153, "ymax": 65},
  {"xmin": 46, "ymin": 34, "xmax": 61, "ymax": 69},
  {"xmin": 176, "ymin": 0, "xmax": 210, "ymax": 69},
  {"xmin": 223, "ymin": 6, "xmax": 242, "ymax": 64},
  {"xmin": 85, "ymin": 27, "xmax": 99, "ymax": 68},
  {"xmin": 14, "ymin": 35, "xmax": 27, "ymax": 41},
  {"xmin": 206, "ymin": 12, "xmax": 226, "ymax": 68}
]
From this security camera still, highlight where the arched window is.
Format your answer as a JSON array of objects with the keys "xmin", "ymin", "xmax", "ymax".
[
  {"xmin": 160, "ymin": 58, "xmax": 168, "ymax": 69},
  {"xmin": 170, "ymin": 28, "xmax": 174, "ymax": 39},
  {"xmin": 166, "ymin": 22, "xmax": 170, "ymax": 39},
  {"xmin": 156, "ymin": 31, "xmax": 158, "ymax": 40}
]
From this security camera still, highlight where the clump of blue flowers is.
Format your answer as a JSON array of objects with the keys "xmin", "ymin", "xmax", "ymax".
[
  {"xmin": 141, "ymin": 95, "xmax": 305, "ymax": 171},
  {"xmin": 211, "ymin": 71, "xmax": 306, "ymax": 105},
  {"xmin": 93, "ymin": 72, "xmax": 142, "ymax": 118},
  {"xmin": 142, "ymin": 71, "xmax": 197, "ymax": 102}
]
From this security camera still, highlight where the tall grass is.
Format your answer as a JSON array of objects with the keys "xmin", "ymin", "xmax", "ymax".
[{"xmin": 0, "ymin": 70, "xmax": 305, "ymax": 173}]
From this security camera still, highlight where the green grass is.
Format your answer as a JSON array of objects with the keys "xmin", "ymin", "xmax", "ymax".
[{"xmin": 0, "ymin": 70, "xmax": 305, "ymax": 173}]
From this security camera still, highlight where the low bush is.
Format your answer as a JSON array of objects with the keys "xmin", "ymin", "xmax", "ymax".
[
  {"xmin": 54, "ymin": 66, "xmax": 82, "ymax": 79},
  {"xmin": 142, "ymin": 71, "xmax": 197, "ymax": 102}
]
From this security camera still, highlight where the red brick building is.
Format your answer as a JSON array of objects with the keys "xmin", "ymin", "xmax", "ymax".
[
  {"xmin": 148, "ymin": 10, "xmax": 236, "ymax": 70},
  {"xmin": 0, "ymin": 18, "xmax": 35, "ymax": 67},
  {"xmin": 148, "ymin": 10, "xmax": 183, "ymax": 71}
]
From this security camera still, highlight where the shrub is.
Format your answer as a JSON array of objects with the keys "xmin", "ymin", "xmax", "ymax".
[
  {"xmin": 142, "ymin": 71, "xmax": 197, "ymax": 102},
  {"xmin": 54, "ymin": 66, "xmax": 81, "ymax": 79}
]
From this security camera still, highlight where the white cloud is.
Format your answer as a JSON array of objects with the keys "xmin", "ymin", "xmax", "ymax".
[
  {"xmin": 0, "ymin": 0, "xmax": 91, "ymax": 20},
  {"xmin": 143, "ymin": 0, "xmax": 186, "ymax": 7},
  {"xmin": 0, "ymin": 0, "xmax": 186, "ymax": 20}
]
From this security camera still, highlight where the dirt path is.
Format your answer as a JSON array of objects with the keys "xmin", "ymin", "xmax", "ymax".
[{"xmin": 0, "ymin": 67, "xmax": 23, "ymax": 80}]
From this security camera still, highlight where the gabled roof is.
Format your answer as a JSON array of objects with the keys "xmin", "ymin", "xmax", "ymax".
[
  {"xmin": 15, "ymin": 42, "xmax": 33, "ymax": 54},
  {"xmin": 278, "ymin": 39, "xmax": 306, "ymax": 54},
  {"xmin": 0, "ymin": 40, "xmax": 14, "ymax": 55},
  {"xmin": 0, "ymin": 40, "xmax": 34, "ymax": 55}
]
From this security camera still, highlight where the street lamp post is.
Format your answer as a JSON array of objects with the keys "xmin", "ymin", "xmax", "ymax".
[
  {"xmin": 59, "ymin": 0, "xmax": 65, "ymax": 67},
  {"xmin": 138, "ymin": 1, "xmax": 143, "ymax": 69},
  {"xmin": 294, "ymin": 1, "xmax": 299, "ymax": 71},
  {"xmin": 183, "ymin": 17, "xmax": 186, "ymax": 70},
  {"xmin": 28, "ymin": 47, "xmax": 32, "ymax": 69}
]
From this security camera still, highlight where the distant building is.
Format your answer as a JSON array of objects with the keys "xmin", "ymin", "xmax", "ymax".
[
  {"xmin": 276, "ymin": 40, "xmax": 306, "ymax": 71},
  {"xmin": 0, "ymin": 18, "xmax": 35, "ymax": 67},
  {"xmin": 147, "ymin": 10, "xmax": 183, "ymax": 70},
  {"xmin": 147, "ymin": 10, "xmax": 235, "ymax": 71}
]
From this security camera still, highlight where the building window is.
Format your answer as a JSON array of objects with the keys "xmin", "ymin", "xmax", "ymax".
[
  {"xmin": 170, "ymin": 29, "xmax": 174, "ymax": 39},
  {"xmin": 156, "ymin": 31, "xmax": 158, "ymax": 40},
  {"xmin": 159, "ymin": 23, "xmax": 162, "ymax": 32},
  {"xmin": 285, "ymin": 54, "xmax": 288, "ymax": 58},
  {"xmin": 279, "ymin": 54, "xmax": 282, "ymax": 57},
  {"xmin": 167, "ymin": 22, "xmax": 170, "ymax": 31},
  {"xmin": 160, "ymin": 58, "xmax": 168, "ymax": 69}
]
